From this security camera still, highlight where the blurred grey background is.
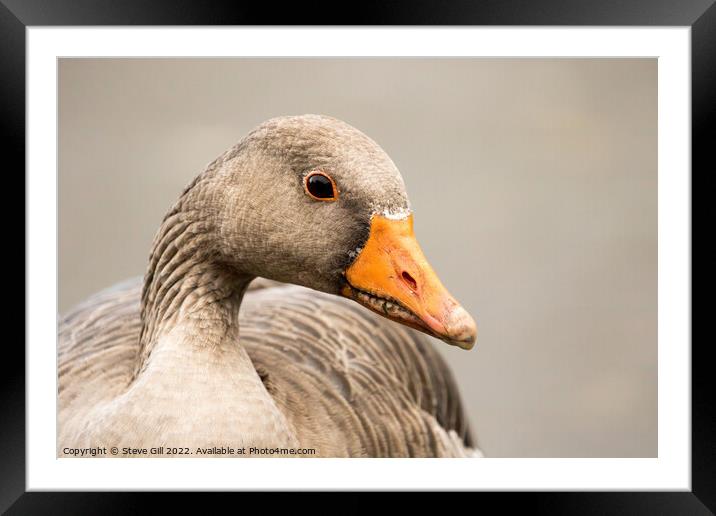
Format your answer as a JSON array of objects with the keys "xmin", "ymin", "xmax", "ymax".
[{"xmin": 58, "ymin": 58, "xmax": 657, "ymax": 457}]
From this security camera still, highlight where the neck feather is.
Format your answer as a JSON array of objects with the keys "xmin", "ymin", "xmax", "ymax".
[{"xmin": 134, "ymin": 195, "xmax": 253, "ymax": 378}]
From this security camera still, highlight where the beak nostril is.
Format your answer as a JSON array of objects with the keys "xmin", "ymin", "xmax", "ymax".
[{"xmin": 401, "ymin": 271, "xmax": 418, "ymax": 291}]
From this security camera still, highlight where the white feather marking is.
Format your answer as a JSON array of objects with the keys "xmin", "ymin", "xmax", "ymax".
[{"xmin": 379, "ymin": 208, "xmax": 411, "ymax": 221}]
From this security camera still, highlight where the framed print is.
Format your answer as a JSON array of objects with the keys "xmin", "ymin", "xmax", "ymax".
[{"xmin": 5, "ymin": 0, "xmax": 712, "ymax": 512}]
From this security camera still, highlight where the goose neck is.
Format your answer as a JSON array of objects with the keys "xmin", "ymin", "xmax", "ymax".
[{"xmin": 135, "ymin": 201, "xmax": 254, "ymax": 377}]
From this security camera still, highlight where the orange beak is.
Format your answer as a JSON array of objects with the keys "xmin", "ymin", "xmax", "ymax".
[{"xmin": 341, "ymin": 214, "xmax": 477, "ymax": 349}]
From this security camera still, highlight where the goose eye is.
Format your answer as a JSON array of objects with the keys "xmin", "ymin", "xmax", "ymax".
[{"xmin": 304, "ymin": 172, "xmax": 338, "ymax": 201}]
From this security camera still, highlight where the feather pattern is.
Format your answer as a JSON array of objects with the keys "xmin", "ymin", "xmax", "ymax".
[
  {"xmin": 59, "ymin": 278, "xmax": 480, "ymax": 457},
  {"xmin": 58, "ymin": 115, "xmax": 480, "ymax": 458}
]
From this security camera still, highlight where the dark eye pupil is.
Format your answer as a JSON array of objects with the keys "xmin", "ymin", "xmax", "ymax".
[{"xmin": 307, "ymin": 174, "xmax": 335, "ymax": 199}]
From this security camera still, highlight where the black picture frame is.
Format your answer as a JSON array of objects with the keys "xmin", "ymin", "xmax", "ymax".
[{"xmin": 4, "ymin": 0, "xmax": 711, "ymax": 512}]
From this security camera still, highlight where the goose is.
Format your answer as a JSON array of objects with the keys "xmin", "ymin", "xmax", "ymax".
[{"xmin": 59, "ymin": 114, "xmax": 480, "ymax": 458}]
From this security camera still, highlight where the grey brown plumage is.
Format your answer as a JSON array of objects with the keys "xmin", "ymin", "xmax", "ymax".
[
  {"xmin": 59, "ymin": 278, "xmax": 478, "ymax": 456},
  {"xmin": 58, "ymin": 114, "xmax": 480, "ymax": 457}
]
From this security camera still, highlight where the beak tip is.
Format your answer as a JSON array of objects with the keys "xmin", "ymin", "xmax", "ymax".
[
  {"xmin": 452, "ymin": 331, "xmax": 477, "ymax": 350},
  {"xmin": 461, "ymin": 334, "xmax": 477, "ymax": 350},
  {"xmin": 444, "ymin": 306, "xmax": 477, "ymax": 350}
]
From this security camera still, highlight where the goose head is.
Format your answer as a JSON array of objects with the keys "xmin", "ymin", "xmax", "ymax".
[{"xmin": 195, "ymin": 114, "xmax": 477, "ymax": 349}]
